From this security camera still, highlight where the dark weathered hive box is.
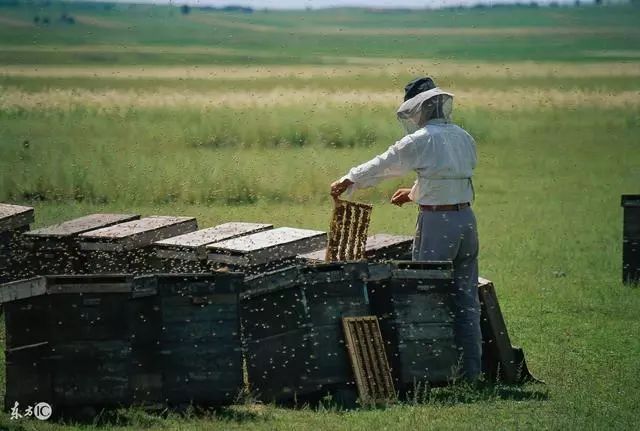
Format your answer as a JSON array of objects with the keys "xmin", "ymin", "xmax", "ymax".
[
  {"xmin": 153, "ymin": 222, "xmax": 273, "ymax": 273},
  {"xmin": 622, "ymin": 195, "xmax": 640, "ymax": 284},
  {"xmin": 23, "ymin": 213, "xmax": 140, "ymax": 276},
  {"xmin": 1, "ymin": 274, "xmax": 136, "ymax": 410},
  {"xmin": 298, "ymin": 233, "xmax": 413, "ymax": 264},
  {"xmin": 367, "ymin": 261, "xmax": 458, "ymax": 389},
  {"xmin": 79, "ymin": 216, "xmax": 197, "ymax": 274},
  {"xmin": 0, "ymin": 203, "xmax": 35, "ymax": 283},
  {"xmin": 207, "ymin": 227, "xmax": 326, "ymax": 273},
  {"xmin": 129, "ymin": 273, "xmax": 245, "ymax": 406},
  {"xmin": 241, "ymin": 262, "xmax": 370, "ymax": 401}
]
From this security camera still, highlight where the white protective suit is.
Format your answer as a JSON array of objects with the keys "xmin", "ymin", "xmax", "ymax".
[{"xmin": 341, "ymin": 88, "xmax": 477, "ymax": 206}]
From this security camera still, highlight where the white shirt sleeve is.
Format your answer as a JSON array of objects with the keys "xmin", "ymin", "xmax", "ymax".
[{"xmin": 341, "ymin": 136, "xmax": 419, "ymax": 194}]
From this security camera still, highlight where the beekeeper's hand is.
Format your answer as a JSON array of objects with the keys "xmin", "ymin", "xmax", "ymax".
[
  {"xmin": 391, "ymin": 188, "xmax": 412, "ymax": 206},
  {"xmin": 330, "ymin": 178, "xmax": 354, "ymax": 198}
]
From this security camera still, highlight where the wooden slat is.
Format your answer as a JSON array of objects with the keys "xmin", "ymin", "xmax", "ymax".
[
  {"xmin": 0, "ymin": 277, "xmax": 47, "ymax": 304},
  {"xmin": 0, "ymin": 203, "xmax": 34, "ymax": 233},
  {"xmin": 342, "ymin": 316, "xmax": 396, "ymax": 405},
  {"xmin": 78, "ymin": 216, "xmax": 197, "ymax": 251},
  {"xmin": 478, "ymin": 277, "xmax": 518, "ymax": 383},
  {"xmin": 24, "ymin": 213, "xmax": 139, "ymax": 239}
]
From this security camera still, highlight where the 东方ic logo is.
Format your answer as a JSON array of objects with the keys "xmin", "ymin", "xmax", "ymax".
[{"xmin": 10, "ymin": 401, "xmax": 53, "ymax": 421}]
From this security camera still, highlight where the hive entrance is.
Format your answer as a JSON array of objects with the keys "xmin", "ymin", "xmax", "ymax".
[
  {"xmin": 326, "ymin": 199, "xmax": 373, "ymax": 262},
  {"xmin": 342, "ymin": 316, "xmax": 396, "ymax": 404}
]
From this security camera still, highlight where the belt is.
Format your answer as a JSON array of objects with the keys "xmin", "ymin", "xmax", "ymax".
[{"xmin": 420, "ymin": 202, "xmax": 470, "ymax": 212}]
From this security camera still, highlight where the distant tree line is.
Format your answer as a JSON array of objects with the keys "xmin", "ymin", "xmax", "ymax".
[{"xmin": 188, "ymin": 5, "xmax": 253, "ymax": 13}]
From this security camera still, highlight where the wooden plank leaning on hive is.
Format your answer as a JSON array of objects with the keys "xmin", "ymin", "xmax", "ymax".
[
  {"xmin": 78, "ymin": 216, "xmax": 197, "ymax": 274},
  {"xmin": 0, "ymin": 204, "xmax": 35, "ymax": 283},
  {"xmin": 478, "ymin": 277, "xmax": 540, "ymax": 384},
  {"xmin": 153, "ymin": 222, "xmax": 273, "ymax": 273},
  {"xmin": 22, "ymin": 213, "xmax": 140, "ymax": 276}
]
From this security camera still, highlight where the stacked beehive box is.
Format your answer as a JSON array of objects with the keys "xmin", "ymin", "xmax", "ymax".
[
  {"xmin": 241, "ymin": 262, "xmax": 371, "ymax": 401},
  {"xmin": 22, "ymin": 213, "xmax": 140, "ymax": 276},
  {"xmin": 622, "ymin": 195, "xmax": 640, "ymax": 284},
  {"xmin": 129, "ymin": 273, "xmax": 245, "ymax": 406},
  {"xmin": 79, "ymin": 216, "xmax": 197, "ymax": 274},
  {"xmin": 1, "ymin": 275, "xmax": 136, "ymax": 411},
  {"xmin": 1, "ymin": 272, "xmax": 245, "ymax": 413},
  {"xmin": 153, "ymin": 222, "xmax": 273, "ymax": 273},
  {"xmin": 367, "ymin": 261, "xmax": 459, "ymax": 390},
  {"xmin": 0, "ymin": 203, "xmax": 34, "ymax": 283},
  {"xmin": 207, "ymin": 227, "xmax": 326, "ymax": 274}
]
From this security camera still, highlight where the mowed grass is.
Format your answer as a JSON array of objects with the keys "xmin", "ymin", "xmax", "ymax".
[{"xmin": 1, "ymin": 2, "xmax": 640, "ymax": 430}]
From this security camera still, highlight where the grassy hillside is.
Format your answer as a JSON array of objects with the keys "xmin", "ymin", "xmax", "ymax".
[{"xmin": 0, "ymin": 2, "xmax": 640, "ymax": 63}]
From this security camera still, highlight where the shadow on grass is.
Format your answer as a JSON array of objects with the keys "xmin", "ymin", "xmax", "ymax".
[
  {"xmin": 272, "ymin": 381, "xmax": 549, "ymax": 412},
  {"xmin": 55, "ymin": 403, "xmax": 270, "ymax": 428},
  {"xmin": 29, "ymin": 382, "xmax": 549, "ymax": 427},
  {"xmin": 415, "ymin": 382, "xmax": 550, "ymax": 406}
]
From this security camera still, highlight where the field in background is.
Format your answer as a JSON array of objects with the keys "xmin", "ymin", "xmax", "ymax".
[{"xmin": 1, "ymin": 1, "xmax": 640, "ymax": 430}]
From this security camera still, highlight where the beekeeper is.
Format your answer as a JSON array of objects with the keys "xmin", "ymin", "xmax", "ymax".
[{"xmin": 330, "ymin": 77, "xmax": 481, "ymax": 382}]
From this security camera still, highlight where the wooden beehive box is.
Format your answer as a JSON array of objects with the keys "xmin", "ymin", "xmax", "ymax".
[
  {"xmin": 153, "ymin": 222, "xmax": 273, "ymax": 273},
  {"xmin": 207, "ymin": 227, "xmax": 326, "ymax": 274},
  {"xmin": 367, "ymin": 261, "xmax": 458, "ymax": 390},
  {"xmin": 79, "ymin": 216, "xmax": 197, "ymax": 274},
  {"xmin": 622, "ymin": 195, "xmax": 640, "ymax": 284},
  {"xmin": 241, "ymin": 262, "xmax": 371, "ymax": 402},
  {"xmin": 0, "ymin": 203, "xmax": 35, "ymax": 283},
  {"xmin": 1, "ymin": 274, "xmax": 136, "ymax": 410},
  {"xmin": 298, "ymin": 233, "xmax": 413, "ymax": 263},
  {"xmin": 129, "ymin": 273, "xmax": 245, "ymax": 406},
  {"xmin": 22, "ymin": 213, "xmax": 140, "ymax": 276}
]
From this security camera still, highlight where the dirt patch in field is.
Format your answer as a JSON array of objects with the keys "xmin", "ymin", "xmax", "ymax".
[
  {"xmin": 2, "ymin": 87, "xmax": 637, "ymax": 111},
  {"xmin": 0, "ymin": 16, "xmax": 31, "ymax": 28},
  {"xmin": 1, "ymin": 62, "xmax": 640, "ymax": 80}
]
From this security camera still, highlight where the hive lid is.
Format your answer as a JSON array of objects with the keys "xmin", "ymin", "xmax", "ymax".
[
  {"xmin": 0, "ymin": 203, "xmax": 34, "ymax": 233},
  {"xmin": 78, "ymin": 216, "xmax": 197, "ymax": 251},
  {"xmin": 132, "ymin": 272, "xmax": 244, "ymax": 298},
  {"xmin": 24, "ymin": 213, "xmax": 140, "ymax": 239},
  {"xmin": 0, "ymin": 274, "xmax": 134, "ymax": 303},
  {"xmin": 390, "ymin": 260, "xmax": 453, "ymax": 279},
  {"xmin": 207, "ymin": 227, "xmax": 326, "ymax": 266},
  {"xmin": 621, "ymin": 195, "xmax": 640, "ymax": 207},
  {"xmin": 155, "ymin": 222, "xmax": 273, "ymax": 260},
  {"xmin": 298, "ymin": 233, "xmax": 413, "ymax": 262}
]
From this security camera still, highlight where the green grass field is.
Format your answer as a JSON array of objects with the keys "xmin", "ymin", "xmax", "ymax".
[{"xmin": 1, "ymin": 1, "xmax": 640, "ymax": 430}]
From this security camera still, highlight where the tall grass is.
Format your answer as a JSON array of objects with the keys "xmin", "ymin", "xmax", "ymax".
[{"xmin": 1, "ymin": 105, "xmax": 639, "ymax": 208}]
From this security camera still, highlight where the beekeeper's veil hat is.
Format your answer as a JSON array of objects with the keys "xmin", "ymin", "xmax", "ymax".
[{"xmin": 397, "ymin": 77, "xmax": 454, "ymax": 134}]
